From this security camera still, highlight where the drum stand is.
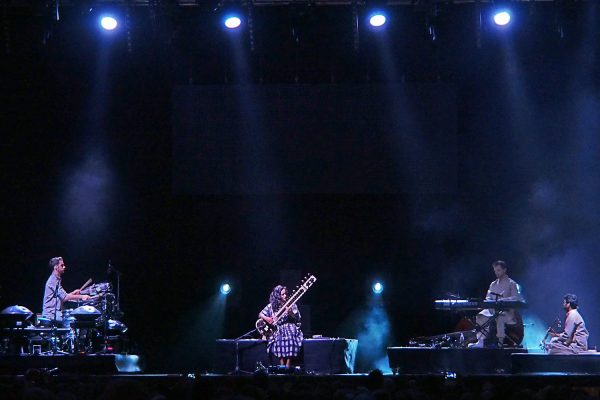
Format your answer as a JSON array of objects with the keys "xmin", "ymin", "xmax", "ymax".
[
  {"xmin": 107, "ymin": 261, "xmax": 123, "ymax": 318},
  {"xmin": 94, "ymin": 297, "xmax": 111, "ymax": 354},
  {"xmin": 41, "ymin": 319, "xmax": 70, "ymax": 355},
  {"xmin": 229, "ymin": 328, "xmax": 259, "ymax": 375},
  {"xmin": 95, "ymin": 317, "xmax": 111, "ymax": 354}
]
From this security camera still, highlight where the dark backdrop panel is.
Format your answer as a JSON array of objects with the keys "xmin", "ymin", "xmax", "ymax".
[{"xmin": 173, "ymin": 84, "xmax": 457, "ymax": 195}]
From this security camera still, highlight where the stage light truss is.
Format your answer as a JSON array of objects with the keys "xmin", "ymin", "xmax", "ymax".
[{"xmin": 0, "ymin": 0, "xmax": 583, "ymax": 8}]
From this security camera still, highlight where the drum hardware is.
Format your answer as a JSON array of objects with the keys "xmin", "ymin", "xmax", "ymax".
[
  {"xmin": 36, "ymin": 315, "xmax": 52, "ymax": 328},
  {"xmin": 71, "ymin": 305, "xmax": 102, "ymax": 321},
  {"xmin": 105, "ymin": 319, "xmax": 128, "ymax": 335},
  {"xmin": 0, "ymin": 305, "xmax": 34, "ymax": 328},
  {"xmin": 106, "ymin": 260, "xmax": 123, "ymax": 319},
  {"xmin": 40, "ymin": 324, "xmax": 71, "ymax": 355},
  {"xmin": 69, "ymin": 292, "xmax": 128, "ymax": 354},
  {"xmin": 69, "ymin": 302, "xmax": 112, "ymax": 354},
  {"xmin": 81, "ymin": 282, "xmax": 112, "ymax": 297},
  {"xmin": 6, "ymin": 264, "xmax": 129, "ymax": 356},
  {"xmin": 96, "ymin": 317, "xmax": 111, "ymax": 354},
  {"xmin": 1, "ymin": 329, "xmax": 31, "ymax": 355},
  {"xmin": 0, "ymin": 306, "xmax": 35, "ymax": 354},
  {"xmin": 95, "ymin": 315, "xmax": 128, "ymax": 354}
]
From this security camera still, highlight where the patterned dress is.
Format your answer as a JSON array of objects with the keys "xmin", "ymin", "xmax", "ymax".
[{"xmin": 260, "ymin": 303, "xmax": 303, "ymax": 358}]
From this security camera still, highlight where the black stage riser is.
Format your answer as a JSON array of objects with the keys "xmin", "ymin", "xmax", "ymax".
[
  {"xmin": 0, "ymin": 354, "xmax": 141, "ymax": 374},
  {"xmin": 512, "ymin": 353, "xmax": 600, "ymax": 375},
  {"xmin": 214, "ymin": 339, "xmax": 357, "ymax": 374},
  {"xmin": 387, "ymin": 347, "xmax": 528, "ymax": 375},
  {"xmin": 388, "ymin": 348, "xmax": 600, "ymax": 376}
]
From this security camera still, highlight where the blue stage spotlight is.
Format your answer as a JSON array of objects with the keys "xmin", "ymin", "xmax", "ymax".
[
  {"xmin": 100, "ymin": 15, "xmax": 118, "ymax": 31},
  {"xmin": 372, "ymin": 282, "xmax": 384, "ymax": 294},
  {"xmin": 492, "ymin": 10, "xmax": 511, "ymax": 27},
  {"xmin": 220, "ymin": 283, "xmax": 231, "ymax": 295},
  {"xmin": 368, "ymin": 12, "xmax": 387, "ymax": 28},
  {"xmin": 224, "ymin": 15, "xmax": 242, "ymax": 30}
]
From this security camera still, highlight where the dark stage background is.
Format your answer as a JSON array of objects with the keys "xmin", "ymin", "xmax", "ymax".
[{"xmin": 1, "ymin": 2, "xmax": 600, "ymax": 372}]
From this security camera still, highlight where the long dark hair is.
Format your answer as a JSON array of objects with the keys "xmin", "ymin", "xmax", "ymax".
[{"xmin": 269, "ymin": 285, "xmax": 287, "ymax": 312}]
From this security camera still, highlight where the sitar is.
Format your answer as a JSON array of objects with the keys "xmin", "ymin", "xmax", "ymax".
[
  {"xmin": 255, "ymin": 274, "xmax": 317, "ymax": 338},
  {"xmin": 541, "ymin": 318, "xmax": 581, "ymax": 351},
  {"xmin": 540, "ymin": 317, "xmax": 561, "ymax": 351}
]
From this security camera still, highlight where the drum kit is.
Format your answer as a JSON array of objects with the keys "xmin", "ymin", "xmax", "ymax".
[{"xmin": 0, "ymin": 282, "xmax": 129, "ymax": 356}]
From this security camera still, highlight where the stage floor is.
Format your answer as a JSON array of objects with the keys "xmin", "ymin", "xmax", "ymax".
[
  {"xmin": 3, "ymin": 348, "xmax": 600, "ymax": 377},
  {"xmin": 387, "ymin": 347, "xmax": 600, "ymax": 376},
  {"xmin": 3, "ymin": 371, "xmax": 600, "ymax": 400},
  {"xmin": 3, "ymin": 357, "xmax": 600, "ymax": 400},
  {"xmin": 3, "ymin": 347, "xmax": 600, "ymax": 398},
  {"xmin": 0, "ymin": 354, "xmax": 142, "ymax": 375}
]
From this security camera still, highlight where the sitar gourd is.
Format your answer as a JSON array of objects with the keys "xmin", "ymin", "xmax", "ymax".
[{"xmin": 255, "ymin": 275, "xmax": 317, "ymax": 338}]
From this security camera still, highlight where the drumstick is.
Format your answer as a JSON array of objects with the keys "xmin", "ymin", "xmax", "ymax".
[{"xmin": 79, "ymin": 278, "xmax": 93, "ymax": 292}]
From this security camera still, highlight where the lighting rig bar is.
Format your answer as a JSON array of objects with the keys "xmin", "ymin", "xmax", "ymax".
[{"xmin": 2, "ymin": 0, "xmax": 581, "ymax": 8}]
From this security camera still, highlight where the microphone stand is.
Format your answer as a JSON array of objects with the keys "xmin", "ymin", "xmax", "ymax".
[
  {"xmin": 100, "ymin": 260, "xmax": 122, "ymax": 354},
  {"xmin": 53, "ymin": 279, "xmax": 60, "ymax": 323},
  {"xmin": 107, "ymin": 261, "xmax": 122, "ymax": 317},
  {"xmin": 230, "ymin": 328, "xmax": 259, "ymax": 375},
  {"xmin": 95, "ymin": 296, "xmax": 111, "ymax": 355}
]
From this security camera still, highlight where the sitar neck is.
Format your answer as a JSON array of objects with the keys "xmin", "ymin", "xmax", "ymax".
[
  {"xmin": 274, "ymin": 287, "xmax": 305, "ymax": 319},
  {"xmin": 273, "ymin": 275, "xmax": 317, "ymax": 321}
]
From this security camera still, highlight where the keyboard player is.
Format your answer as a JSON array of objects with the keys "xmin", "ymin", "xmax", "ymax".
[{"xmin": 468, "ymin": 260, "xmax": 523, "ymax": 348}]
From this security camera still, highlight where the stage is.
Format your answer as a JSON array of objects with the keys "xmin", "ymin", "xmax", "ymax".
[
  {"xmin": 213, "ymin": 338, "xmax": 358, "ymax": 374},
  {"xmin": 0, "ymin": 354, "xmax": 142, "ymax": 375},
  {"xmin": 387, "ymin": 347, "xmax": 600, "ymax": 376},
  {"xmin": 2, "ymin": 347, "xmax": 600, "ymax": 377},
  {"xmin": 3, "ymin": 349, "xmax": 600, "ymax": 399}
]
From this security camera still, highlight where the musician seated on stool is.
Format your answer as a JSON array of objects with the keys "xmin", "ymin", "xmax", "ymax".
[
  {"xmin": 258, "ymin": 285, "xmax": 303, "ymax": 368},
  {"xmin": 469, "ymin": 260, "xmax": 523, "ymax": 348},
  {"xmin": 42, "ymin": 257, "xmax": 90, "ymax": 323},
  {"xmin": 546, "ymin": 294, "xmax": 589, "ymax": 355}
]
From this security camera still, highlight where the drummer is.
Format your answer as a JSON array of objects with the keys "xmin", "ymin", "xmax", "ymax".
[{"xmin": 42, "ymin": 257, "xmax": 90, "ymax": 323}]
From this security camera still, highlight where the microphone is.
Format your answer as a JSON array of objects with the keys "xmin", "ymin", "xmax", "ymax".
[
  {"xmin": 489, "ymin": 291, "xmax": 504, "ymax": 298},
  {"xmin": 107, "ymin": 260, "xmax": 112, "ymax": 275}
]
